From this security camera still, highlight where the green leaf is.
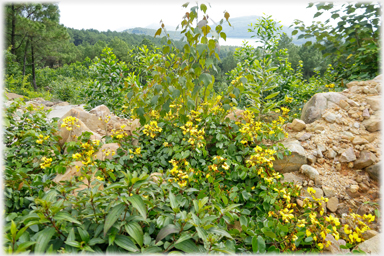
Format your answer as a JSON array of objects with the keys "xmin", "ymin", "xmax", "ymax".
[
  {"xmin": 155, "ymin": 224, "xmax": 180, "ymax": 243},
  {"xmin": 304, "ymin": 41, "xmax": 312, "ymax": 47},
  {"xmin": 175, "ymin": 232, "xmax": 193, "ymax": 245},
  {"xmin": 115, "ymin": 235, "xmax": 139, "ymax": 252},
  {"xmin": 252, "ymin": 235, "xmax": 265, "ymax": 253},
  {"xmin": 220, "ymin": 32, "xmax": 226, "ymax": 41},
  {"xmin": 151, "ymin": 95, "xmax": 159, "ymax": 106},
  {"xmin": 78, "ymin": 227, "xmax": 90, "ymax": 243},
  {"xmin": 196, "ymin": 227, "xmax": 208, "ymax": 241},
  {"xmin": 53, "ymin": 212, "xmax": 81, "ymax": 225},
  {"xmin": 314, "ymin": 12, "xmax": 323, "ymax": 18},
  {"xmin": 125, "ymin": 222, "xmax": 143, "ymax": 247},
  {"xmin": 14, "ymin": 241, "xmax": 36, "ymax": 253},
  {"xmin": 35, "ymin": 227, "xmax": 56, "ymax": 253},
  {"xmin": 65, "ymin": 241, "xmax": 80, "ymax": 248},
  {"xmin": 104, "ymin": 203, "xmax": 126, "ymax": 236},
  {"xmin": 208, "ymin": 227, "xmax": 233, "ymax": 239},
  {"xmin": 200, "ymin": 3, "xmax": 207, "ymax": 13},
  {"xmin": 264, "ymin": 91, "xmax": 279, "ymax": 100},
  {"xmin": 292, "ymin": 30, "xmax": 298, "ymax": 36},
  {"xmin": 128, "ymin": 195, "xmax": 147, "ymax": 220},
  {"xmin": 169, "ymin": 192, "xmax": 179, "ymax": 211},
  {"xmin": 174, "ymin": 239, "xmax": 200, "ymax": 253},
  {"xmin": 89, "ymin": 238, "xmax": 105, "ymax": 246},
  {"xmin": 182, "ymin": 2, "xmax": 189, "ymax": 8},
  {"xmin": 155, "ymin": 28, "xmax": 162, "ymax": 37}
]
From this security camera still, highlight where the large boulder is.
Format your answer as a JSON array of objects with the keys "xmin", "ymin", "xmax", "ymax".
[
  {"xmin": 362, "ymin": 111, "xmax": 381, "ymax": 132},
  {"xmin": 60, "ymin": 107, "xmax": 105, "ymax": 132},
  {"xmin": 5, "ymin": 92, "xmax": 25, "ymax": 100},
  {"xmin": 355, "ymin": 234, "xmax": 381, "ymax": 254},
  {"xmin": 273, "ymin": 140, "xmax": 307, "ymax": 173},
  {"xmin": 301, "ymin": 92, "xmax": 347, "ymax": 124},
  {"xmin": 365, "ymin": 162, "xmax": 380, "ymax": 182},
  {"xmin": 95, "ymin": 143, "xmax": 120, "ymax": 161},
  {"xmin": 365, "ymin": 95, "xmax": 381, "ymax": 111},
  {"xmin": 354, "ymin": 150, "xmax": 377, "ymax": 169},
  {"xmin": 58, "ymin": 118, "xmax": 102, "ymax": 148}
]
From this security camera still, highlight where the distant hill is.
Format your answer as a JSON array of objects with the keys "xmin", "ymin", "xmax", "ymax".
[{"xmin": 124, "ymin": 15, "xmax": 311, "ymax": 45}]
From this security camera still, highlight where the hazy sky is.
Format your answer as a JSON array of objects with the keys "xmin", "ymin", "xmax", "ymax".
[{"xmin": 57, "ymin": 0, "xmax": 339, "ymax": 32}]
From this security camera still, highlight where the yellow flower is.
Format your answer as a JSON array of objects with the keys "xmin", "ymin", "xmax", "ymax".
[
  {"xmin": 317, "ymin": 243, "xmax": 324, "ymax": 250},
  {"xmin": 251, "ymin": 186, "xmax": 255, "ymax": 190},
  {"xmin": 206, "ymin": 174, "xmax": 210, "ymax": 178},
  {"xmin": 222, "ymin": 162, "xmax": 230, "ymax": 170}
]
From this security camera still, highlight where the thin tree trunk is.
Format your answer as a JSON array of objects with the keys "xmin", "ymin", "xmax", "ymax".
[
  {"xmin": 22, "ymin": 39, "xmax": 29, "ymax": 77},
  {"xmin": 31, "ymin": 42, "xmax": 37, "ymax": 91},
  {"xmin": 11, "ymin": 4, "xmax": 16, "ymax": 55}
]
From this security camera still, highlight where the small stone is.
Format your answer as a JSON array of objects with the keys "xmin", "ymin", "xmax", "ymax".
[
  {"xmin": 315, "ymin": 177, "xmax": 323, "ymax": 186},
  {"xmin": 353, "ymin": 122, "xmax": 360, "ymax": 129},
  {"xmin": 323, "ymin": 111, "xmax": 337, "ymax": 123},
  {"xmin": 354, "ymin": 150, "xmax": 377, "ymax": 169},
  {"xmin": 339, "ymin": 99, "xmax": 350, "ymax": 110},
  {"xmin": 347, "ymin": 99, "xmax": 360, "ymax": 107},
  {"xmin": 281, "ymin": 173, "xmax": 303, "ymax": 186},
  {"xmin": 352, "ymin": 136, "xmax": 369, "ymax": 145},
  {"xmin": 307, "ymin": 155, "xmax": 317, "ymax": 164},
  {"xmin": 327, "ymin": 149, "xmax": 337, "ymax": 158},
  {"xmin": 302, "ymin": 180, "xmax": 308, "ymax": 187},
  {"xmin": 296, "ymin": 199, "xmax": 304, "ymax": 207},
  {"xmin": 316, "ymin": 143, "xmax": 326, "ymax": 152},
  {"xmin": 362, "ymin": 108, "xmax": 370, "ymax": 119},
  {"xmin": 297, "ymin": 132, "xmax": 312, "ymax": 141},
  {"xmin": 350, "ymin": 185, "xmax": 359, "ymax": 193},
  {"xmin": 300, "ymin": 165, "xmax": 320, "ymax": 180},
  {"xmin": 327, "ymin": 197, "xmax": 339, "ymax": 212},
  {"xmin": 308, "ymin": 180, "xmax": 314, "ymax": 186},
  {"xmin": 322, "ymin": 186, "xmax": 336, "ymax": 197},
  {"xmin": 335, "ymin": 163, "xmax": 342, "ymax": 171},
  {"xmin": 317, "ymin": 158, "xmax": 325, "ymax": 164},
  {"xmin": 362, "ymin": 115, "xmax": 381, "ymax": 132},
  {"xmin": 359, "ymin": 183, "xmax": 369, "ymax": 193},
  {"xmin": 365, "ymin": 162, "xmax": 380, "ymax": 182},
  {"xmin": 361, "ymin": 230, "xmax": 378, "ymax": 240},
  {"xmin": 348, "ymin": 162, "xmax": 354, "ymax": 168},
  {"xmin": 289, "ymin": 119, "xmax": 307, "ymax": 132},
  {"xmin": 339, "ymin": 147, "xmax": 356, "ymax": 163}
]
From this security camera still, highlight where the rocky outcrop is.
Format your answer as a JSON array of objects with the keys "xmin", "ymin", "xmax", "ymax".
[
  {"xmin": 355, "ymin": 234, "xmax": 381, "ymax": 254},
  {"xmin": 273, "ymin": 140, "xmax": 307, "ymax": 173},
  {"xmin": 301, "ymin": 92, "xmax": 348, "ymax": 124},
  {"xmin": 280, "ymin": 75, "xmax": 381, "ymax": 237}
]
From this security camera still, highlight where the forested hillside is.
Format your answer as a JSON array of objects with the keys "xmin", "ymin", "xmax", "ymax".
[{"xmin": 3, "ymin": 2, "xmax": 381, "ymax": 254}]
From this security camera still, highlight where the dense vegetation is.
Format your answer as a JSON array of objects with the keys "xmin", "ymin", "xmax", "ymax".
[{"xmin": 3, "ymin": 2, "xmax": 380, "ymax": 254}]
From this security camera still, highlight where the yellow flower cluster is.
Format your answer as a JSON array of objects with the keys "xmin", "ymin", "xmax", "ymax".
[
  {"xmin": 285, "ymin": 95, "xmax": 293, "ymax": 103},
  {"xmin": 325, "ymin": 83, "xmax": 335, "ymax": 88},
  {"xmin": 342, "ymin": 213, "xmax": 375, "ymax": 244},
  {"xmin": 149, "ymin": 110, "xmax": 160, "ymax": 119},
  {"xmin": 72, "ymin": 139, "xmax": 100, "ymax": 166},
  {"xmin": 61, "ymin": 116, "xmax": 80, "ymax": 131},
  {"xmin": 111, "ymin": 124, "xmax": 128, "ymax": 139},
  {"xmin": 36, "ymin": 134, "xmax": 49, "ymax": 144},
  {"xmin": 230, "ymin": 76, "xmax": 244, "ymax": 86},
  {"xmin": 128, "ymin": 147, "xmax": 141, "ymax": 159},
  {"xmin": 168, "ymin": 159, "xmax": 190, "ymax": 187},
  {"xmin": 187, "ymin": 110, "xmax": 203, "ymax": 122},
  {"xmin": 98, "ymin": 115, "xmax": 111, "ymax": 123},
  {"xmin": 143, "ymin": 121, "xmax": 162, "ymax": 138},
  {"xmin": 40, "ymin": 157, "xmax": 52, "ymax": 169},
  {"xmin": 180, "ymin": 121, "xmax": 205, "ymax": 148},
  {"xmin": 238, "ymin": 110, "xmax": 262, "ymax": 144}
]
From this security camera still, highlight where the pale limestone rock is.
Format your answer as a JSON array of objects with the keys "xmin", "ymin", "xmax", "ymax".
[
  {"xmin": 327, "ymin": 197, "xmax": 338, "ymax": 212},
  {"xmin": 301, "ymin": 92, "xmax": 347, "ymax": 124},
  {"xmin": 289, "ymin": 119, "xmax": 306, "ymax": 132},
  {"xmin": 354, "ymin": 150, "xmax": 377, "ymax": 169},
  {"xmin": 355, "ymin": 234, "xmax": 381, "ymax": 254},
  {"xmin": 273, "ymin": 140, "xmax": 307, "ymax": 173},
  {"xmin": 339, "ymin": 147, "xmax": 356, "ymax": 163},
  {"xmin": 324, "ymin": 234, "xmax": 350, "ymax": 254},
  {"xmin": 95, "ymin": 143, "xmax": 120, "ymax": 161}
]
